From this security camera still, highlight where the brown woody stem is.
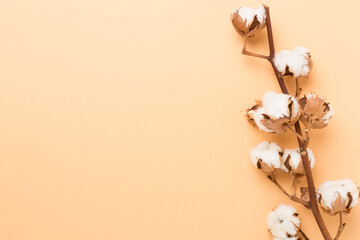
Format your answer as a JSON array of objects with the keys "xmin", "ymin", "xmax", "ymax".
[
  {"xmin": 240, "ymin": 5, "xmax": 336, "ymax": 240},
  {"xmin": 292, "ymin": 174, "xmax": 300, "ymax": 197},
  {"xmin": 295, "ymin": 78, "xmax": 301, "ymax": 97},
  {"xmin": 334, "ymin": 212, "xmax": 346, "ymax": 240},
  {"xmin": 268, "ymin": 174, "xmax": 310, "ymax": 209},
  {"xmin": 263, "ymin": 5, "xmax": 288, "ymax": 94},
  {"xmin": 304, "ymin": 127, "xmax": 310, "ymax": 146},
  {"xmin": 263, "ymin": 5, "xmax": 333, "ymax": 240},
  {"xmin": 242, "ymin": 37, "xmax": 269, "ymax": 59}
]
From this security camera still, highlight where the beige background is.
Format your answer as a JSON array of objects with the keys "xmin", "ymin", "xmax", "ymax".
[{"xmin": 0, "ymin": 0, "xmax": 359, "ymax": 239}]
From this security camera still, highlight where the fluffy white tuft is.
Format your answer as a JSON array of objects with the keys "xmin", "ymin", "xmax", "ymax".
[
  {"xmin": 252, "ymin": 107, "xmax": 274, "ymax": 133},
  {"xmin": 280, "ymin": 148, "xmax": 315, "ymax": 173},
  {"xmin": 236, "ymin": 5, "xmax": 266, "ymax": 27},
  {"xmin": 267, "ymin": 204, "xmax": 300, "ymax": 239},
  {"xmin": 317, "ymin": 179, "xmax": 359, "ymax": 211},
  {"xmin": 273, "ymin": 46, "xmax": 311, "ymax": 78},
  {"xmin": 250, "ymin": 141, "xmax": 283, "ymax": 169},
  {"xmin": 262, "ymin": 91, "xmax": 300, "ymax": 119}
]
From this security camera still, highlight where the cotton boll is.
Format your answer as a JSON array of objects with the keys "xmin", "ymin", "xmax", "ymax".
[
  {"xmin": 245, "ymin": 92, "xmax": 300, "ymax": 134},
  {"xmin": 246, "ymin": 103, "xmax": 275, "ymax": 133},
  {"xmin": 237, "ymin": 6, "xmax": 266, "ymax": 27},
  {"xmin": 250, "ymin": 141, "xmax": 283, "ymax": 172},
  {"xmin": 317, "ymin": 179, "xmax": 360, "ymax": 215},
  {"xmin": 280, "ymin": 148, "xmax": 315, "ymax": 175},
  {"xmin": 273, "ymin": 46, "xmax": 312, "ymax": 78},
  {"xmin": 299, "ymin": 93, "xmax": 333, "ymax": 129},
  {"xmin": 230, "ymin": 5, "xmax": 266, "ymax": 37},
  {"xmin": 262, "ymin": 92, "xmax": 300, "ymax": 119},
  {"xmin": 267, "ymin": 204, "xmax": 301, "ymax": 239},
  {"xmin": 259, "ymin": 92, "xmax": 300, "ymax": 134}
]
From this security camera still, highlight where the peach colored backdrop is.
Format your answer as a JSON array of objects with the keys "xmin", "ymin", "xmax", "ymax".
[{"xmin": 0, "ymin": 0, "xmax": 359, "ymax": 239}]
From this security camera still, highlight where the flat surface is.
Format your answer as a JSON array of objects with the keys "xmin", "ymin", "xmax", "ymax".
[{"xmin": 0, "ymin": 0, "xmax": 359, "ymax": 239}]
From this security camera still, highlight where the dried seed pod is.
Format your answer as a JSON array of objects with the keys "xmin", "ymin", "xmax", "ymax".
[
  {"xmin": 249, "ymin": 141, "xmax": 283, "ymax": 173},
  {"xmin": 230, "ymin": 5, "xmax": 266, "ymax": 38},
  {"xmin": 299, "ymin": 93, "xmax": 333, "ymax": 129},
  {"xmin": 280, "ymin": 148, "xmax": 315, "ymax": 175},
  {"xmin": 246, "ymin": 92, "xmax": 300, "ymax": 134},
  {"xmin": 273, "ymin": 46, "xmax": 312, "ymax": 79},
  {"xmin": 267, "ymin": 204, "xmax": 301, "ymax": 239},
  {"xmin": 317, "ymin": 179, "xmax": 360, "ymax": 215}
]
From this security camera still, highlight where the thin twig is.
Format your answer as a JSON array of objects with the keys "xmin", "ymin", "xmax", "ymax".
[
  {"xmin": 242, "ymin": 37, "xmax": 269, "ymax": 59},
  {"xmin": 295, "ymin": 78, "xmax": 302, "ymax": 97},
  {"xmin": 292, "ymin": 174, "xmax": 300, "ymax": 197},
  {"xmin": 334, "ymin": 212, "xmax": 346, "ymax": 240},
  {"xmin": 287, "ymin": 125, "xmax": 307, "ymax": 141},
  {"xmin": 299, "ymin": 121, "xmax": 311, "ymax": 149},
  {"xmin": 267, "ymin": 174, "xmax": 310, "ymax": 209},
  {"xmin": 299, "ymin": 229, "xmax": 310, "ymax": 240}
]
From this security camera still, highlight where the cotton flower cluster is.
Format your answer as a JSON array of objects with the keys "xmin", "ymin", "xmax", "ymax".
[
  {"xmin": 267, "ymin": 204, "xmax": 301, "ymax": 240},
  {"xmin": 299, "ymin": 93, "xmax": 333, "ymax": 129},
  {"xmin": 250, "ymin": 142, "xmax": 315, "ymax": 175},
  {"xmin": 250, "ymin": 141, "xmax": 283, "ymax": 173},
  {"xmin": 281, "ymin": 148, "xmax": 315, "ymax": 175},
  {"xmin": 247, "ymin": 92, "xmax": 300, "ymax": 134},
  {"xmin": 317, "ymin": 179, "xmax": 360, "ymax": 215},
  {"xmin": 230, "ymin": 5, "xmax": 266, "ymax": 38},
  {"xmin": 247, "ymin": 91, "xmax": 333, "ymax": 133},
  {"xmin": 273, "ymin": 46, "xmax": 312, "ymax": 79}
]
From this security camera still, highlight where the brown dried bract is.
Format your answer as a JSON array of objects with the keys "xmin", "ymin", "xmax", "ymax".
[
  {"xmin": 256, "ymin": 159, "xmax": 275, "ymax": 173},
  {"xmin": 260, "ymin": 116, "xmax": 291, "ymax": 134}
]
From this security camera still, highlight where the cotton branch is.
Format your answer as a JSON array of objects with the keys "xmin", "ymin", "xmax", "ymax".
[
  {"xmin": 235, "ymin": 4, "xmax": 352, "ymax": 240},
  {"xmin": 262, "ymin": 5, "xmax": 333, "ymax": 240},
  {"xmin": 268, "ymin": 174, "xmax": 310, "ymax": 209},
  {"xmin": 242, "ymin": 37, "xmax": 269, "ymax": 59},
  {"xmin": 241, "ymin": 37, "xmax": 269, "ymax": 59}
]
